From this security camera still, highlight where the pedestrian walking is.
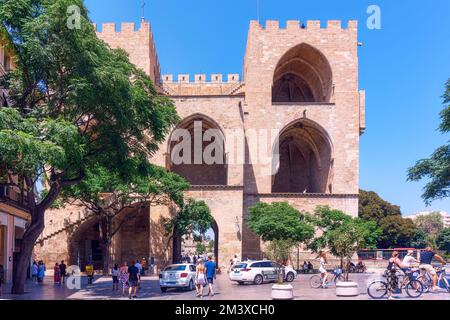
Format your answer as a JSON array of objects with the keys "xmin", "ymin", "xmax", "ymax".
[
  {"xmin": 127, "ymin": 261, "xmax": 139, "ymax": 299},
  {"xmin": 59, "ymin": 260, "xmax": 67, "ymax": 284},
  {"xmin": 112, "ymin": 263, "xmax": 119, "ymax": 291},
  {"xmin": 134, "ymin": 259, "xmax": 142, "ymax": 289},
  {"xmin": 195, "ymin": 259, "xmax": 206, "ymax": 297},
  {"xmin": 31, "ymin": 261, "xmax": 38, "ymax": 284},
  {"xmin": 85, "ymin": 261, "xmax": 94, "ymax": 285},
  {"xmin": 119, "ymin": 262, "xmax": 129, "ymax": 296},
  {"xmin": 53, "ymin": 262, "xmax": 61, "ymax": 284},
  {"xmin": 38, "ymin": 260, "xmax": 46, "ymax": 283},
  {"xmin": 204, "ymin": 255, "xmax": 216, "ymax": 297}
]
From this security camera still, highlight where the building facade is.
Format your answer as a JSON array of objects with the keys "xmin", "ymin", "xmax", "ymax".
[
  {"xmin": 0, "ymin": 36, "xmax": 31, "ymax": 284},
  {"xmin": 34, "ymin": 19, "xmax": 365, "ymax": 270}
]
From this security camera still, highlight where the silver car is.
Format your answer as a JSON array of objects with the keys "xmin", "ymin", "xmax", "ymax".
[{"xmin": 159, "ymin": 264, "xmax": 196, "ymax": 292}]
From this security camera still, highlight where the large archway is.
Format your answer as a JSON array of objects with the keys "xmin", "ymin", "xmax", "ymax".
[
  {"xmin": 168, "ymin": 114, "xmax": 227, "ymax": 185},
  {"xmin": 272, "ymin": 43, "xmax": 333, "ymax": 103},
  {"xmin": 272, "ymin": 119, "xmax": 333, "ymax": 193}
]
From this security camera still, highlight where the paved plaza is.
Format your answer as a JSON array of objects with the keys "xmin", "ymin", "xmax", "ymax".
[{"xmin": 1, "ymin": 271, "xmax": 450, "ymax": 301}]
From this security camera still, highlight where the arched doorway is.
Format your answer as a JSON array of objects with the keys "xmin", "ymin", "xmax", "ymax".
[
  {"xmin": 272, "ymin": 43, "xmax": 333, "ymax": 103},
  {"xmin": 175, "ymin": 219, "xmax": 219, "ymax": 264},
  {"xmin": 272, "ymin": 119, "xmax": 333, "ymax": 193},
  {"xmin": 168, "ymin": 114, "xmax": 227, "ymax": 185}
]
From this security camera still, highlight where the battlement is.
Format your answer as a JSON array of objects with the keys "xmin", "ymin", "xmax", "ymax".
[
  {"xmin": 162, "ymin": 74, "xmax": 241, "ymax": 84},
  {"xmin": 93, "ymin": 21, "xmax": 152, "ymax": 34},
  {"xmin": 249, "ymin": 19, "xmax": 358, "ymax": 31}
]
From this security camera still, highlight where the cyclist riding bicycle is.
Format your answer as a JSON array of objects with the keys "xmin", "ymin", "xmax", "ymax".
[
  {"xmin": 386, "ymin": 251, "xmax": 407, "ymax": 296},
  {"xmin": 419, "ymin": 246, "xmax": 446, "ymax": 292}
]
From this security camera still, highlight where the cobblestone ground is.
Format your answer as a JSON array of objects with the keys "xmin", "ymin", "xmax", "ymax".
[{"xmin": 1, "ymin": 271, "xmax": 449, "ymax": 300}]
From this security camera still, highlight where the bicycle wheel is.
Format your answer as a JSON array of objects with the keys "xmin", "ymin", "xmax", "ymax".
[
  {"xmin": 405, "ymin": 280, "xmax": 423, "ymax": 298},
  {"xmin": 367, "ymin": 280, "xmax": 388, "ymax": 299},
  {"xmin": 309, "ymin": 275, "xmax": 322, "ymax": 288},
  {"xmin": 420, "ymin": 274, "xmax": 432, "ymax": 293},
  {"xmin": 335, "ymin": 273, "xmax": 345, "ymax": 283},
  {"xmin": 439, "ymin": 276, "xmax": 450, "ymax": 293}
]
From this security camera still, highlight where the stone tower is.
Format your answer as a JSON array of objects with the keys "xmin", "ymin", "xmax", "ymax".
[{"xmin": 35, "ymin": 19, "xmax": 365, "ymax": 270}]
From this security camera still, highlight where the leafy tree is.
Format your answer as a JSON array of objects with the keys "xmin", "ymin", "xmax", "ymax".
[
  {"xmin": 436, "ymin": 228, "xmax": 450, "ymax": 253},
  {"xmin": 408, "ymin": 79, "xmax": 450, "ymax": 204},
  {"xmin": 0, "ymin": 0, "xmax": 178, "ymax": 293},
  {"xmin": 59, "ymin": 163, "xmax": 189, "ymax": 273},
  {"xmin": 410, "ymin": 228, "xmax": 429, "ymax": 249},
  {"xmin": 196, "ymin": 242, "xmax": 206, "ymax": 255},
  {"xmin": 165, "ymin": 198, "xmax": 213, "ymax": 263},
  {"xmin": 309, "ymin": 206, "xmax": 380, "ymax": 281},
  {"xmin": 377, "ymin": 215, "xmax": 417, "ymax": 248},
  {"xmin": 414, "ymin": 212, "xmax": 444, "ymax": 236},
  {"xmin": 207, "ymin": 240, "xmax": 214, "ymax": 253},
  {"xmin": 359, "ymin": 189, "xmax": 421, "ymax": 248},
  {"xmin": 247, "ymin": 202, "xmax": 315, "ymax": 283}
]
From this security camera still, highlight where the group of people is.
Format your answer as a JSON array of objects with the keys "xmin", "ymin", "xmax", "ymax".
[
  {"xmin": 193, "ymin": 255, "xmax": 217, "ymax": 298},
  {"xmin": 111, "ymin": 260, "xmax": 145, "ymax": 299},
  {"xmin": 301, "ymin": 261, "xmax": 314, "ymax": 273},
  {"xmin": 31, "ymin": 260, "xmax": 47, "ymax": 284},
  {"xmin": 386, "ymin": 246, "xmax": 446, "ymax": 295}
]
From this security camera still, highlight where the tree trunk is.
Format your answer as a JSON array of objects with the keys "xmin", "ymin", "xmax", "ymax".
[
  {"xmin": 172, "ymin": 227, "xmax": 181, "ymax": 264},
  {"xmin": 11, "ymin": 207, "xmax": 45, "ymax": 294}
]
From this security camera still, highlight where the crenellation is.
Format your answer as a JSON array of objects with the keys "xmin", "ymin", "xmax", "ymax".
[
  {"xmin": 178, "ymin": 74, "xmax": 190, "ymax": 83},
  {"xmin": 306, "ymin": 20, "xmax": 321, "ymax": 30},
  {"xmin": 286, "ymin": 20, "xmax": 300, "ymax": 30},
  {"xmin": 102, "ymin": 22, "xmax": 116, "ymax": 33},
  {"xmin": 194, "ymin": 74, "xmax": 206, "ymax": 83},
  {"xmin": 162, "ymin": 74, "xmax": 173, "ymax": 83},
  {"xmin": 211, "ymin": 74, "xmax": 223, "ymax": 83},
  {"xmin": 327, "ymin": 20, "xmax": 341, "ymax": 29},
  {"xmin": 121, "ymin": 22, "xmax": 135, "ymax": 33},
  {"xmin": 265, "ymin": 20, "xmax": 279, "ymax": 30},
  {"xmin": 228, "ymin": 74, "xmax": 239, "ymax": 83}
]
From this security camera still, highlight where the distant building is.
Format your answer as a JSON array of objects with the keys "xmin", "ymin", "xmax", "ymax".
[{"xmin": 408, "ymin": 211, "xmax": 450, "ymax": 228}]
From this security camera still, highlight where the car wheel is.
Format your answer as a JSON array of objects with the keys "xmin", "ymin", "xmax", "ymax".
[
  {"xmin": 286, "ymin": 272, "xmax": 295, "ymax": 283},
  {"xmin": 161, "ymin": 287, "xmax": 167, "ymax": 293},
  {"xmin": 186, "ymin": 279, "xmax": 194, "ymax": 291},
  {"xmin": 254, "ymin": 274, "xmax": 264, "ymax": 285}
]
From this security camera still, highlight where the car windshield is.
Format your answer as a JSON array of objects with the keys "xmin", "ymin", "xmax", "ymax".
[
  {"xmin": 233, "ymin": 263, "xmax": 247, "ymax": 269},
  {"xmin": 164, "ymin": 265, "xmax": 186, "ymax": 271}
]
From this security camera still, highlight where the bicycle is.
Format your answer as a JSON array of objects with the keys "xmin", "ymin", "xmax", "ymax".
[
  {"xmin": 418, "ymin": 265, "xmax": 450, "ymax": 293},
  {"xmin": 367, "ymin": 269, "xmax": 423, "ymax": 299},
  {"xmin": 310, "ymin": 268, "xmax": 345, "ymax": 288}
]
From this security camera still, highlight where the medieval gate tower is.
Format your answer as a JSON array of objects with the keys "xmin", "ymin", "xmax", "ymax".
[{"xmin": 35, "ymin": 19, "xmax": 365, "ymax": 270}]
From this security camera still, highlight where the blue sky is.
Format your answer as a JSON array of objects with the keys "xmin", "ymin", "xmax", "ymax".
[{"xmin": 85, "ymin": 0, "xmax": 450, "ymax": 216}]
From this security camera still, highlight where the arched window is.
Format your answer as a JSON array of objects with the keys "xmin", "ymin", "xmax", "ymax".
[
  {"xmin": 272, "ymin": 119, "xmax": 332, "ymax": 193},
  {"xmin": 168, "ymin": 114, "xmax": 227, "ymax": 186},
  {"xmin": 272, "ymin": 43, "xmax": 333, "ymax": 103}
]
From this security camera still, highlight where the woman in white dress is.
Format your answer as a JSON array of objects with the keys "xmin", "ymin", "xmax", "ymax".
[
  {"xmin": 195, "ymin": 259, "xmax": 207, "ymax": 297},
  {"xmin": 318, "ymin": 251, "xmax": 329, "ymax": 288}
]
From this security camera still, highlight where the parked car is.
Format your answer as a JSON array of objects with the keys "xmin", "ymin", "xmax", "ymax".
[
  {"xmin": 159, "ymin": 264, "xmax": 196, "ymax": 292},
  {"xmin": 229, "ymin": 260, "xmax": 297, "ymax": 285}
]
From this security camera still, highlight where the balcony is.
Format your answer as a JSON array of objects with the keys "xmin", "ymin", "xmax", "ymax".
[{"xmin": 0, "ymin": 185, "xmax": 31, "ymax": 216}]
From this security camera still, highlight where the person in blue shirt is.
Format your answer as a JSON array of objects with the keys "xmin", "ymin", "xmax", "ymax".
[
  {"xmin": 204, "ymin": 255, "xmax": 216, "ymax": 296},
  {"xmin": 419, "ymin": 246, "xmax": 446, "ymax": 291}
]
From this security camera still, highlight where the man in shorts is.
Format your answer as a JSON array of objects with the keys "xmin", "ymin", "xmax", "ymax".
[
  {"xmin": 419, "ymin": 246, "xmax": 446, "ymax": 291},
  {"xmin": 204, "ymin": 255, "xmax": 216, "ymax": 297},
  {"xmin": 128, "ymin": 261, "xmax": 139, "ymax": 299}
]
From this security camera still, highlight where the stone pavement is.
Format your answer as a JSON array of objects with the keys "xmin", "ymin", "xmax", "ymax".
[{"xmin": 1, "ymin": 271, "xmax": 450, "ymax": 300}]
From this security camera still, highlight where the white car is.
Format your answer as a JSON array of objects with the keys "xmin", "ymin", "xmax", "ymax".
[
  {"xmin": 229, "ymin": 260, "xmax": 297, "ymax": 285},
  {"xmin": 159, "ymin": 264, "xmax": 196, "ymax": 292}
]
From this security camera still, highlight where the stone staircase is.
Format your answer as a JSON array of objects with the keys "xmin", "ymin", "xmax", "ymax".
[{"xmin": 36, "ymin": 209, "xmax": 95, "ymax": 245}]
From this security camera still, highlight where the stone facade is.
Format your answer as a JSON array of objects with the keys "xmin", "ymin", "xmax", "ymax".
[{"xmin": 35, "ymin": 19, "xmax": 364, "ymax": 271}]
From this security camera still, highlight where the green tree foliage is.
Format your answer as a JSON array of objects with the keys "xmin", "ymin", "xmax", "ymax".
[
  {"xmin": 247, "ymin": 202, "xmax": 315, "ymax": 283},
  {"xmin": 414, "ymin": 212, "xmax": 444, "ymax": 236},
  {"xmin": 410, "ymin": 228, "xmax": 429, "ymax": 249},
  {"xmin": 408, "ymin": 79, "xmax": 450, "ymax": 204},
  {"xmin": 0, "ymin": 0, "xmax": 178, "ymax": 293},
  {"xmin": 165, "ymin": 198, "xmax": 213, "ymax": 262},
  {"xmin": 359, "ymin": 189, "xmax": 423, "ymax": 248},
  {"xmin": 309, "ymin": 206, "xmax": 380, "ymax": 280},
  {"xmin": 436, "ymin": 228, "xmax": 450, "ymax": 253}
]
